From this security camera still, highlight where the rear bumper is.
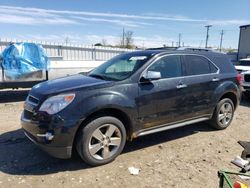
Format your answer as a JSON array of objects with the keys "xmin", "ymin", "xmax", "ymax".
[{"xmin": 21, "ymin": 112, "xmax": 79, "ymax": 159}]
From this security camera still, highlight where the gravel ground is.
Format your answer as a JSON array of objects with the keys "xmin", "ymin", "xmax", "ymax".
[{"xmin": 0, "ymin": 89, "xmax": 250, "ymax": 188}]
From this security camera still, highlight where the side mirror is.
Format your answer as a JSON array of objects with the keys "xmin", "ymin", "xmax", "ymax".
[{"xmin": 141, "ymin": 71, "xmax": 161, "ymax": 82}]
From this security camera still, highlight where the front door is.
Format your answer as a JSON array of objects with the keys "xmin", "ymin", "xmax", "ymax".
[{"xmin": 137, "ymin": 55, "xmax": 188, "ymax": 129}]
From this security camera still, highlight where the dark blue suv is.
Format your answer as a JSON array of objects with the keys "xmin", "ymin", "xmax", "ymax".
[{"xmin": 21, "ymin": 49, "xmax": 241, "ymax": 166}]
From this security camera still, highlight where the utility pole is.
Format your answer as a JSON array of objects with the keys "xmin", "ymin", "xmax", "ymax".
[
  {"xmin": 205, "ymin": 25, "xmax": 212, "ymax": 48},
  {"xmin": 122, "ymin": 28, "xmax": 125, "ymax": 47},
  {"xmin": 178, "ymin": 33, "xmax": 181, "ymax": 47},
  {"xmin": 219, "ymin": 30, "xmax": 224, "ymax": 52}
]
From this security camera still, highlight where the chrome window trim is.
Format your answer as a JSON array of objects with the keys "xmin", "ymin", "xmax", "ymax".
[{"xmin": 139, "ymin": 53, "xmax": 220, "ymax": 82}]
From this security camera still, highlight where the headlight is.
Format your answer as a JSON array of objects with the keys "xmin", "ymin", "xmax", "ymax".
[{"xmin": 39, "ymin": 93, "xmax": 75, "ymax": 115}]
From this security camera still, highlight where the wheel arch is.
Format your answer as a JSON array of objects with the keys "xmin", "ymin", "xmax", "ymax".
[
  {"xmin": 218, "ymin": 92, "xmax": 238, "ymax": 110},
  {"xmin": 72, "ymin": 107, "xmax": 134, "ymax": 155}
]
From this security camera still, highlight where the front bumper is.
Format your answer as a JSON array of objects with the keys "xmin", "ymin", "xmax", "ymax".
[
  {"xmin": 21, "ymin": 112, "xmax": 79, "ymax": 159},
  {"xmin": 23, "ymin": 130, "xmax": 72, "ymax": 159}
]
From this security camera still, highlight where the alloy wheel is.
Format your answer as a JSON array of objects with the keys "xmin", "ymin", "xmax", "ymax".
[
  {"xmin": 218, "ymin": 102, "xmax": 233, "ymax": 127},
  {"xmin": 88, "ymin": 124, "xmax": 122, "ymax": 160}
]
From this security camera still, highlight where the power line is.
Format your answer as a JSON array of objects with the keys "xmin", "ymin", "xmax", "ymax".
[{"xmin": 205, "ymin": 25, "xmax": 212, "ymax": 48}]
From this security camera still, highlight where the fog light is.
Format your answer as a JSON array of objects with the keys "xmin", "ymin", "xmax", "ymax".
[{"xmin": 37, "ymin": 132, "xmax": 54, "ymax": 141}]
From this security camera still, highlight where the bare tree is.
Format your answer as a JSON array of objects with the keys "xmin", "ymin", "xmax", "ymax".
[
  {"xmin": 125, "ymin": 31, "xmax": 134, "ymax": 48},
  {"xmin": 119, "ymin": 29, "xmax": 134, "ymax": 49},
  {"xmin": 101, "ymin": 39, "xmax": 107, "ymax": 46}
]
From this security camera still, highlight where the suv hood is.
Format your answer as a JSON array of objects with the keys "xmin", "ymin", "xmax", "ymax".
[{"xmin": 31, "ymin": 74, "xmax": 111, "ymax": 96}]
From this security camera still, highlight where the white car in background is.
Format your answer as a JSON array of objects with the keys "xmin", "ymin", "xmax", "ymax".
[{"xmin": 235, "ymin": 58, "xmax": 250, "ymax": 97}]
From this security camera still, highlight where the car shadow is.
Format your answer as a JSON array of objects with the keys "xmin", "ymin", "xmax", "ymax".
[
  {"xmin": 0, "ymin": 89, "xmax": 30, "ymax": 103},
  {"xmin": 123, "ymin": 122, "xmax": 214, "ymax": 153},
  {"xmin": 0, "ymin": 122, "xmax": 214, "ymax": 176},
  {"xmin": 0, "ymin": 128, "xmax": 89, "ymax": 175}
]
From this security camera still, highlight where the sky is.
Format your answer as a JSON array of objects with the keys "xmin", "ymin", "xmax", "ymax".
[{"xmin": 0, "ymin": 0, "xmax": 249, "ymax": 49}]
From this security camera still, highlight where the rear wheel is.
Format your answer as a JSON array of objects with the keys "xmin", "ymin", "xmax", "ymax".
[
  {"xmin": 76, "ymin": 116, "xmax": 126, "ymax": 166},
  {"xmin": 209, "ymin": 98, "xmax": 234, "ymax": 130}
]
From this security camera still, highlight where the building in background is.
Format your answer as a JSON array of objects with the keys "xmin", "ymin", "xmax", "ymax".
[{"xmin": 238, "ymin": 24, "xmax": 250, "ymax": 60}]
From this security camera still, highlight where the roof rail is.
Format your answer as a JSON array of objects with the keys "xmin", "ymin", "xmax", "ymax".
[
  {"xmin": 177, "ymin": 47, "xmax": 214, "ymax": 52},
  {"xmin": 146, "ymin": 47, "xmax": 178, "ymax": 51}
]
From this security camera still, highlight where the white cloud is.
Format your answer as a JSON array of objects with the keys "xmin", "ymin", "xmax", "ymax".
[
  {"xmin": 0, "ymin": 5, "xmax": 248, "ymax": 28},
  {"xmin": 72, "ymin": 16, "xmax": 151, "ymax": 28}
]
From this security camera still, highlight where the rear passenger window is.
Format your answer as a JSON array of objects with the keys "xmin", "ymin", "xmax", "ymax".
[
  {"xmin": 148, "ymin": 55, "xmax": 182, "ymax": 79},
  {"xmin": 184, "ymin": 55, "xmax": 217, "ymax": 76}
]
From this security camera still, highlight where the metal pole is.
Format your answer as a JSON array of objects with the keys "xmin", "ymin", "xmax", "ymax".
[
  {"xmin": 178, "ymin": 33, "xmax": 181, "ymax": 47},
  {"xmin": 219, "ymin": 30, "xmax": 224, "ymax": 52},
  {"xmin": 122, "ymin": 28, "xmax": 125, "ymax": 48}
]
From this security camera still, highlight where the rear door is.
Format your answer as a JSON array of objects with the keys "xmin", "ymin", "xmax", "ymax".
[{"xmin": 181, "ymin": 55, "xmax": 220, "ymax": 118}]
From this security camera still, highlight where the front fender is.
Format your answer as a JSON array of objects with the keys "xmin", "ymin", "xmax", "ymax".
[{"xmin": 79, "ymin": 90, "xmax": 137, "ymax": 119}]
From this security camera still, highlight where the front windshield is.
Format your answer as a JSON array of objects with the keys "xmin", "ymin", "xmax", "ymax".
[
  {"xmin": 239, "ymin": 60, "xmax": 250, "ymax": 66},
  {"xmin": 88, "ymin": 53, "xmax": 152, "ymax": 81}
]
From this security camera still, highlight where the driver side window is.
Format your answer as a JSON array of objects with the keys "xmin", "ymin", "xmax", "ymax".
[{"xmin": 148, "ymin": 55, "xmax": 182, "ymax": 79}]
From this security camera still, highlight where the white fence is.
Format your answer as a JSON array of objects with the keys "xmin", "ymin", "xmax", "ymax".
[{"xmin": 0, "ymin": 39, "xmax": 135, "ymax": 61}]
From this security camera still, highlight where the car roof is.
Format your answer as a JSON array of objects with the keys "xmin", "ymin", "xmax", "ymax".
[
  {"xmin": 127, "ymin": 49, "xmax": 225, "ymax": 58},
  {"xmin": 124, "ymin": 50, "xmax": 166, "ymax": 57}
]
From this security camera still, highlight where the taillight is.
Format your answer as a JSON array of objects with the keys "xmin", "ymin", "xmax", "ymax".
[{"xmin": 237, "ymin": 73, "xmax": 243, "ymax": 85}]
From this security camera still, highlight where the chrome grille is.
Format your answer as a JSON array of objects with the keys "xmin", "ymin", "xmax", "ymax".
[
  {"xmin": 23, "ymin": 95, "xmax": 40, "ymax": 120},
  {"xmin": 27, "ymin": 95, "xmax": 40, "ymax": 106},
  {"xmin": 23, "ymin": 110, "xmax": 33, "ymax": 120}
]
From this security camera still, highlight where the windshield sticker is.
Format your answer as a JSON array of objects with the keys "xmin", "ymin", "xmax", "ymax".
[{"xmin": 129, "ymin": 56, "xmax": 147, "ymax": 61}]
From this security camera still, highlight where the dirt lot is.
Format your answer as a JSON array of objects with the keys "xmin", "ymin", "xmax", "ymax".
[{"xmin": 0, "ymin": 89, "xmax": 250, "ymax": 188}]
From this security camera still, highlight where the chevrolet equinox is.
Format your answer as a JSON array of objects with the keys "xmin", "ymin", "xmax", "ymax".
[{"xmin": 21, "ymin": 49, "xmax": 241, "ymax": 166}]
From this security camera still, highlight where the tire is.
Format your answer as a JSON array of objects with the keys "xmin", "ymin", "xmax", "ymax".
[
  {"xmin": 76, "ymin": 116, "xmax": 126, "ymax": 166},
  {"xmin": 209, "ymin": 98, "xmax": 235, "ymax": 130}
]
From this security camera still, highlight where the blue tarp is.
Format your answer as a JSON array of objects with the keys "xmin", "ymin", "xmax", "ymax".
[{"xmin": 1, "ymin": 42, "xmax": 49, "ymax": 80}]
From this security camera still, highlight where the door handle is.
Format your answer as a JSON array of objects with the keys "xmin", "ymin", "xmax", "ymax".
[
  {"xmin": 212, "ymin": 78, "xmax": 220, "ymax": 82},
  {"xmin": 176, "ymin": 83, "xmax": 187, "ymax": 89}
]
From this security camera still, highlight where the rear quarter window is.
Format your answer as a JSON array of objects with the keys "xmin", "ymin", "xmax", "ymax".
[{"xmin": 209, "ymin": 55, "xmax": 235, "ymax": 73}]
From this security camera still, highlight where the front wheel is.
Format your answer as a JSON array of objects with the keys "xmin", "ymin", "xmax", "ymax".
[
  {"xmin": 209, "ymin": 98, "xmax": 234, "ymax": 130},
  {"xmin": 76, "ymin": 116, "xmax": 126, "ymax": 166}
]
